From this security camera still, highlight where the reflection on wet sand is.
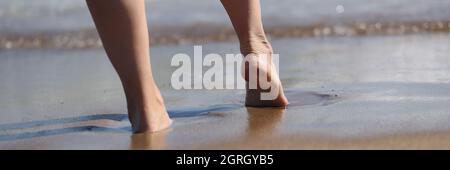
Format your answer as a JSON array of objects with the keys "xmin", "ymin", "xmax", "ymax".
[
  {"xmin": 246, "ymin": 107, "xmax": 285, "ymax": 140},
  {"xmin": 128, "ymin": 107, "xmax": 286, "ymax": 150},
  {"xmin": 130, "ymin": 129, "xmax": 172, "ymax": 150}
]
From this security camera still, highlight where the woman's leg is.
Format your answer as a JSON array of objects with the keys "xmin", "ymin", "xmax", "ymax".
[
  {"xmin": 86, "ymin": 0, "xmax": 172, "ymax": 133},
  {"xmin": 220, "ymin": 0, "xmax": 289, "ymax": 107}
]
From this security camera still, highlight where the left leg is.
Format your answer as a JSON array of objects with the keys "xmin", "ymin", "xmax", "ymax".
[{"xmin": 86, "ymin": 0, "xmax": 172, "ymax": 133}]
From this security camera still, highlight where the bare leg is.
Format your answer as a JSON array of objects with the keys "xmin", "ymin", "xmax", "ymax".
[
  {"xmin": 221, "ymin": 0, "xmax": 289, "ymax": 107},
  {"xmin": 86, "ymin": 0, "xmax": 172, "ymax": 133}
]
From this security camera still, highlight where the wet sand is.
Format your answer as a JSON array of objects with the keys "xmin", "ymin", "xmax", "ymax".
[{"xmin": 1, "ymin": 33, "xmax": 450, "ymax": 149}]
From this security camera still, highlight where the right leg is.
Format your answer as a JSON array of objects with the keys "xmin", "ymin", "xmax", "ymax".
[
  {"xmin": 220, "ymin": 0, "xmax": 289, "ymax": 107},
  {"xmin": 86, "ymin": 0, "xmax": 171, "ymax": 133}
]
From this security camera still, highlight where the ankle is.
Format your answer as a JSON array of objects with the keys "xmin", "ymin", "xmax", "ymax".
[
  {"xmin": 129, "ymin": 103, "xmax": 170, "ymax": 133},
  {"xmin": 239, "ymin": 34, "xmax": 273, "ymax": 56}
]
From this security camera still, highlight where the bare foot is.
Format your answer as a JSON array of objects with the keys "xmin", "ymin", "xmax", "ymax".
[
  {"xmin": 243, "ymin": 53, "xmax": 289, "ymax": 107},
  {"xmin": 127, "ymin": 87, "xmax": 173, "ymax": 133}
]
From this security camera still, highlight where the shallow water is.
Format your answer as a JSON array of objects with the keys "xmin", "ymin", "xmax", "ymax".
[
  {"xmin": 1, "ymin": 0, "xmax": 450, "ymax": 49},
  {"xmin": 1, "ymin": 0, "xmax": 449, "ymax": 34},
  {"xmin": 0, "ymin": 33, "xmax": 450, "ymax": 149},
  {"xmin": 0, "ymin": 90, "xmax": 336, "ymax": 141}
]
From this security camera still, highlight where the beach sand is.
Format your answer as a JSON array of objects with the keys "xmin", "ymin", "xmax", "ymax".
[{"xmin": 1, "ymin": 33, "xmax": 450, "ymax": 149}]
